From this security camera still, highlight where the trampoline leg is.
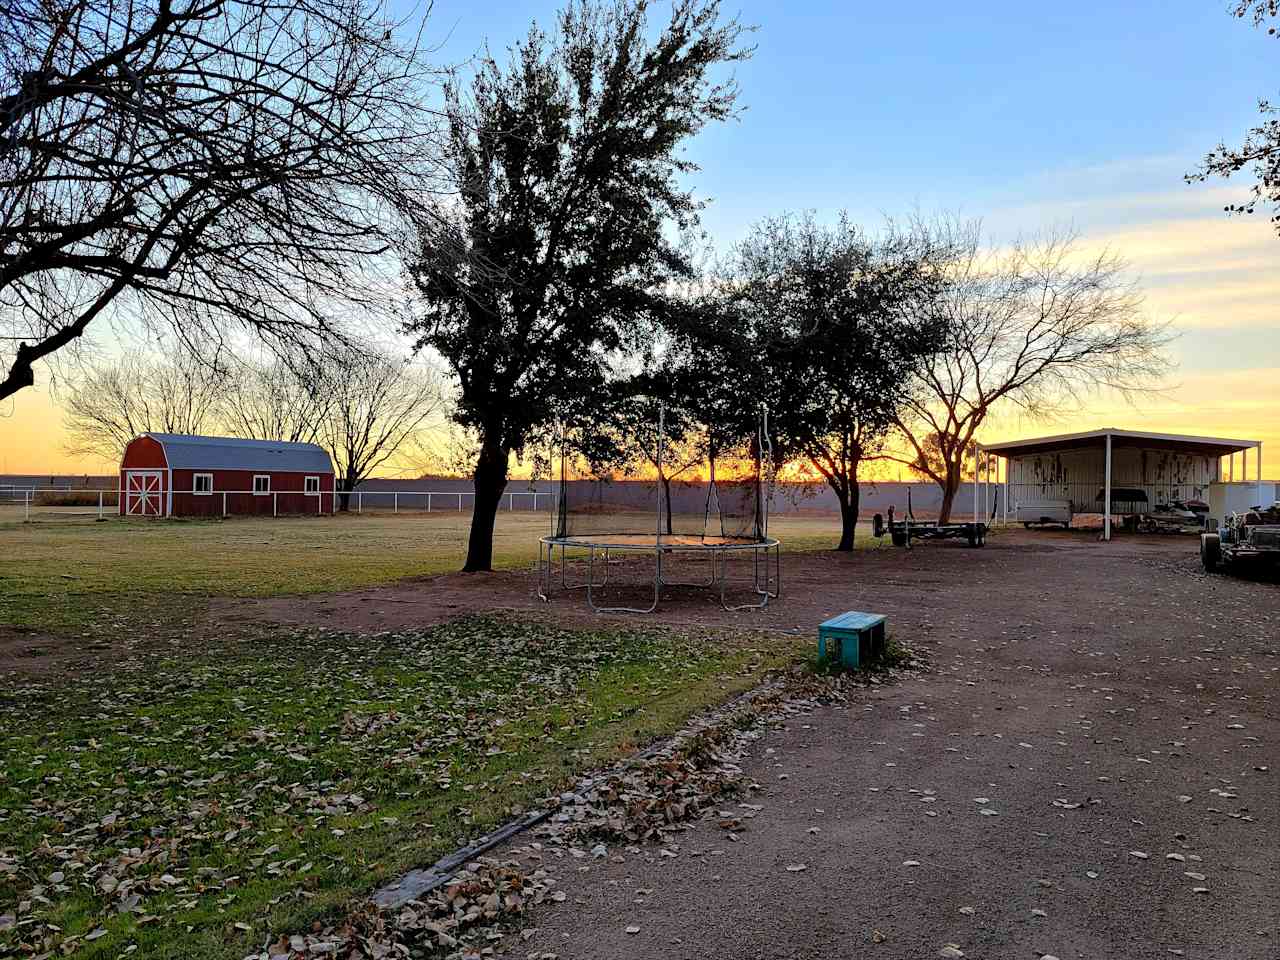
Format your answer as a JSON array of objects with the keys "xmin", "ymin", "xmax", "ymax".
[
  {"xmin": 719, "ymin": 544, "xmax": 779, "ymax": 612},
  {"xmin": 587, "ymin": 545, "xmax": 660, "ymax": 614}
]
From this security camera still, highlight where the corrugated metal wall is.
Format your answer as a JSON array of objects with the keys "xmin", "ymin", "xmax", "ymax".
[{"xmin": 1008, "ymin": 446, "xmax": 1219, "ymax": 512}]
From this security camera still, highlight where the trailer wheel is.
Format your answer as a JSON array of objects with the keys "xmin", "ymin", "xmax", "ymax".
[{"xmin": 1200, "ymin": 534, "xmax": 1220, "ymax": 572}]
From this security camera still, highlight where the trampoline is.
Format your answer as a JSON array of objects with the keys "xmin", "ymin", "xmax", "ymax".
[{"xmin": 537, "ymin": 407, "xmax": 780, "ymax": 613}]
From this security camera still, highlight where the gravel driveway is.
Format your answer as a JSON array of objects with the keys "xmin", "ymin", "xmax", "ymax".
[{"xmin": 496, "ymin": 533, "xmax": 1278, "ymax": 960}]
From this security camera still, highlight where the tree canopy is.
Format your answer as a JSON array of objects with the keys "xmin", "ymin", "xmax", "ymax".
[
  {"xmin": 692, "ymin": 213, "xmax": 947, "ymax": 550},
  {"xmin": 407, "ymin": 0, "xmax": 749, "ymax": 571}
]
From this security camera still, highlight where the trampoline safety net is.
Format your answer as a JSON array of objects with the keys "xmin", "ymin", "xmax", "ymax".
[{"xmin": 552, "ymin": 410, "xmax": 767, "ymax": 544}]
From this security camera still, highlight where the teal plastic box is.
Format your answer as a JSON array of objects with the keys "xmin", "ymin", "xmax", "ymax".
[{"xmin": 818, "ymin": 611, "xmax": 887, "ymax": 668}]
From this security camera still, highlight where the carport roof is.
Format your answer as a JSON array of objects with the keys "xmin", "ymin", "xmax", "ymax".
[{"xmin": 979, "ymin": 428, "xmax": 1260, "ymax": 459}]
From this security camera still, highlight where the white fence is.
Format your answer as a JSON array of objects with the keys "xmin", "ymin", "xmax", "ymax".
[
  {"xmin": 346, "ymin": 490, "xmax": 549, "ymax": 513},
  {"xmin": 0, "ymin": 485, "xmax": 552, "ymax": 522}
]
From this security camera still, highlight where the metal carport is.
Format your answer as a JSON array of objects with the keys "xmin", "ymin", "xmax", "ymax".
[{"xmin": 976, "ymin": 428, "xmax": 1263, "ymax": 541}]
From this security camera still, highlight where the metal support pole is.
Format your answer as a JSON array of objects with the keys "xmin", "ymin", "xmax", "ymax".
[
  {"xmin": 459, "ymin": 493, "xmax": 463, "ymax": 512},
  {"xmin": 222, "ymin": 492, "xmax": 227, "ymax": 518},
  {"xmin": 427, "ymin": 493, "xmax": 432, "ymax": 512},
  {"xmin": 973, "ymin": 444, "xmax": 980, "ymax": 522},
  {"xmin": 1003, "ymin": 458, "xmax": 1009, "ymax": 525},
  {"xmin": 1103, "ymin": 433, "xmax": 1113, "ymax": 542},
  {"xmin": 358, "ymin": 491, "xmax": 362, "ymax": 514},
  {"xmin": 98, "ymin": 490, "xmax": 103, "ymax": 520},
  {"xmin": 657, "ymin": 405, "xmax": 664, "ymax": 548},
  {"xmin": 24, "ymin": 490, "xmax": 30, "ymax": 522},
  {"xmin": 393, "ymin": 492, "xmax": 398, "ymax": 514},
  {"xmin": 1258, "ymin": 442, "xmax": 1264, "ymax": 507},
  {"xmin": 273, "ymin": 491, "xmax": 278, "ymax": 518}
]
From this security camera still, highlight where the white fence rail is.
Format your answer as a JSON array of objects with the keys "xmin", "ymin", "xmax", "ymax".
[
  {"xmin": 347, "ymin": 490, "xmax": 549, "ymax": 513},
  {"xmin": 0, "ymin": 486, "xmax": 552, "ymax": 521}
]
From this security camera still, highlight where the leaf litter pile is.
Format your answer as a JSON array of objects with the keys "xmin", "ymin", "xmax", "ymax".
[
  {"xmin": 0, "ymin": 616, "xmax": 796, "ymax": 959},
  {"xmin": 266, "ymin": 671, "xmax": 853, "ymax": 960}
]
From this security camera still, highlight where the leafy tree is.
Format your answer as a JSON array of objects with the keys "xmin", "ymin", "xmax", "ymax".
[
  {"xmin": 407, "ymin": 0, "xmax": 749, "ymax": 571},
  {"xmin": 1187, "ymin": 2, "xmax": 1280, "ymax": 233},
  {"xmin": 0, "ymin": 0, "xmax": 440, "ymax": 402},
  {"xmin": 709, "ymin": 213, "xmax": 947, "ymax": 551},
  {"xmin": 890, "ymin": 221, "xmax": 1173, "ymax": 523}
]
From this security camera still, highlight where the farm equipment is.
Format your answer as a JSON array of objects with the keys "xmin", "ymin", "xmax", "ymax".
[{"xmin": 1201, "ymin": 502, "xmax": 1280, "ymax": 573}]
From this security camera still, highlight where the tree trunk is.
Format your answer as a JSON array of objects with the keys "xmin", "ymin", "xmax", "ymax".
[
  {"xmin": 835, "ymin": 482, "xmax": 861, "ymax": 551},
  {"xmin": 338, "ymin": 475, "xmax": 355, "ymax": 512},
  {"xmin": 464, "ymin": 434, "xmax": 510, "ymax": 572},
  {"xmin": 937, "ymin": 460, "xmax": 961, "ymax": 524}
]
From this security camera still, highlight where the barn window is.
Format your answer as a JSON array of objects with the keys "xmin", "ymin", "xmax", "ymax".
[
  {"xmin": 305, "ymin": 476, "xmax": 320, "ymax": 494},
  {"xmin": 253, "ymin": 475, "xmax": 271, "ymax": 495},
  {"xmin": 193, "ymin": 473, "xmax": 213, "ymax": 495}
]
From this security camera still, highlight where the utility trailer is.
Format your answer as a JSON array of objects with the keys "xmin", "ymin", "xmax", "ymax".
[
  {"xmin": 1201, "ymin": 503, "xmax": 1280, "ymax": 574},
  {"xmin": 873, "ymin": 510, "xmax": 987, "ymax": 548},
  {"xmin": 1016, "ymin": 499, "xmax": 1072, "ymax": 530}
]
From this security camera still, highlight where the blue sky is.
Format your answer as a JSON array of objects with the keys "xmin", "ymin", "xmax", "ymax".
[
  {"xmin": 421, "ymin": 0, "xmax": 1273, "ymax": 239},
  {"xmin": 5, "ymin": 1, "xmax": 1277, "ymax": 471}
]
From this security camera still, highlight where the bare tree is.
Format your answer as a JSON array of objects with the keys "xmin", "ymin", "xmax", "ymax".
[
  {"xmin": 320, "ymin": 347, "xmax": 443, "ymax": 509},
  {"xmin": 218, "ymin": 355, "xmax": 331, "ymax": 446},
  {"xmin": 892, "ymin": 223, "xmax": 1174, "ymax": 523},
  {"xmin": 61, "ymin": 340, "xmax": 227, "ymax": 460},
  {"xmin": 1187, "ymin": 2, "xmax": 1280, "ymax": 234},
  {"xmin": 0, "ymin": 0, "xmax": 443, "ymax": 402}
]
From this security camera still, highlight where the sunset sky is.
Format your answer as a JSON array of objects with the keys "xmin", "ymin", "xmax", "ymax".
[{"xmin": 1, "ymin": 0, "xmax": 1276, "ymax": 477}]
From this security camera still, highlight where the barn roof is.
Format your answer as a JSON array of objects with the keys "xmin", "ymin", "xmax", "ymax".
[
  {"xmin": 143, "ymin": 434, "xmax": 334, "ymax": 473},
  {"xmin": 979, "ymin": 428, "xmax": 1259, "ymax": 459}
]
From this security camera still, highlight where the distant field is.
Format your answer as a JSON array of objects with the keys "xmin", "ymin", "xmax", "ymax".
[{"xmin": 0, "ymin": 511, "xmax": 860, "ymax": 631}]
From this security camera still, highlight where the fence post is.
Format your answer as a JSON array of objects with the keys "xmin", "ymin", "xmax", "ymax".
[
  {"xmin": 427, "ymin": 492, "xmax": 432, "ymax": 513},
  {"xmin": 222, "ymin": 492, "xmax": 227, "ymax": 518},
  {"xmin": 358, "ymin": 491, "xmax": 362, "ymax": 514},
  {"xmin": 273, "ymin": 491, "xmax": 278, "ymax": 517},
  {"xmin": 394, "ymin": 492, "xmax": 398, "ymax": 514},
  {"xmin": 98, "ymin": 490, "xmax": 103, "ymax": 520},
  {"xmin": 458, "ymin": 493, "xmax": 463, "ymax": 512},
  {"xmin": 24, "ymin": 490, "xmax": 30, "ymax": 522}
]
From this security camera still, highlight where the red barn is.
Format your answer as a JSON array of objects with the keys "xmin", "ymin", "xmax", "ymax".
[{"xmin": 119, "ymin": 433, "xmax": 335, "ymax": 518}]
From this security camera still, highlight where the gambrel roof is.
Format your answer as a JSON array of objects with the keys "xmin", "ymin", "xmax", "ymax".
[{"xmin": 142, "ymin": 434, "xmax": 334, "ymax": 473}]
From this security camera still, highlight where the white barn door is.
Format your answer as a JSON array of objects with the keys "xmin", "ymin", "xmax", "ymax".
[{"xmin": 125, "ymin": 471, "xmax": 164, "ymax": 516}]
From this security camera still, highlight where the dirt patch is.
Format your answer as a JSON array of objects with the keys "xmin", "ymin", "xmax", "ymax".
[
  {"xmin": 0, "ymin": 624, "xmax": 126, "ymax": 678},
  {"xmin": 208, "ymin": 528, "xmax": 1235, "ymax": 638}
]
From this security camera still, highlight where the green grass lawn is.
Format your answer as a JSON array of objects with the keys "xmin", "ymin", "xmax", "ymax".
[
  {"xmin": 0, "ymin": 511, "xmax": 863, "ymax": 631},
  {"xmin": 0, "ymin": 509, "xmax": 873, "ymax": 958},
  {"xmin": 0, "ymin": 617, "xmax": 805, "ymax": 959}
]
